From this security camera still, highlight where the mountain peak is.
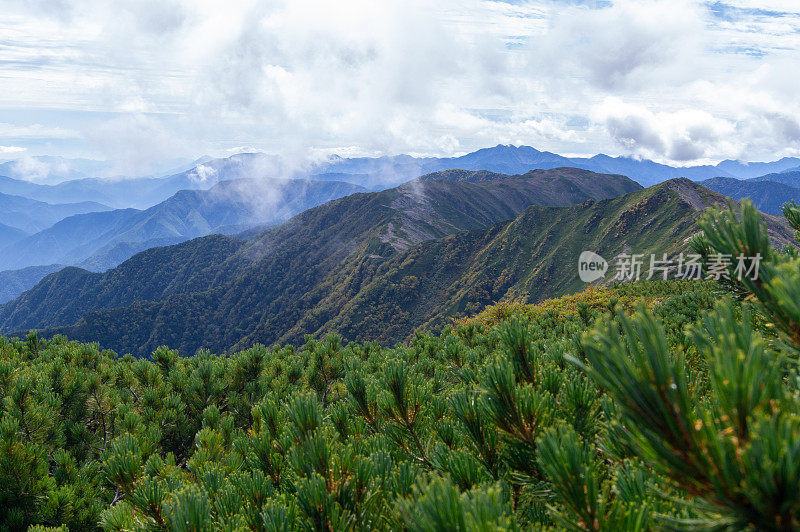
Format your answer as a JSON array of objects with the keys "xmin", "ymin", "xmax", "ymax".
[
  {"xmin": 475, "ymin": 144, "xmax": 544, "ymax": 155},
  {"xmin": 657, "ymin": 177, "xmax": 715, "ymax": 211},
  {"xmin": 479, "ymin": 144, "xmax": 524, "ymax": 153}
]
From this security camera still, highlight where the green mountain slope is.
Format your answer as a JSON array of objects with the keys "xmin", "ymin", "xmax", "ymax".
[
  {"xmin": 314, "ymin": 178, "xmax": 793, "ymax": 344},
  {"xmin": 418, "ymin": 166, "xmax": 635, "ymax": 193},
  {"xmin": 0, "ymin": 235, "xmax": 247, "ymax": 332},
  {"xmin": 0, "ymin": 169, "xmax": 641, "ymax": 352}
]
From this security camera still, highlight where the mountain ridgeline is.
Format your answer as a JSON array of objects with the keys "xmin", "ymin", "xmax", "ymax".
[
  {"xmin": 0, "ymin": 191, "xmax": 110, "ymax": 235},
  {"xmin": 3, "ymin": 146, "xmax": 800, "ymax": 212},
  {"xmin": 312, "ymin": 144, "xmax": 800, "ymax": 187},
  {"xmin": 701, "ymin": 174, "xmax": 800, "ymax": 215},
  {"xmin": 0, "ymin": 222, "xmax": 28, "ymax": 249},
  {"xmin": 263, "ymin": 178, "xmax": 792, "ymax": 345},
  {"xmin": 0, "ymin": 178, "xmax": 365, "ymax": 272},
  {"xmin": 0, "ymin": 168, "xmax": 642, "ymax": 353}
]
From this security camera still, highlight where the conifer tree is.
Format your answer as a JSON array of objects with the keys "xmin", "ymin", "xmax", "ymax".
[{"xmin": 573, "ymin": 199, "xmax": 800, "ymax": 530}]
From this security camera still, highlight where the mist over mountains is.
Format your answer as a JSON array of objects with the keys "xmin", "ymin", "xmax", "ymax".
[
  {"xmin": 2, "ymin": 143, "xmax": 800, "ymax": 312},
  {"xmin": 0, "ymin": 155, "xmax": 200, "ymax": 186},
  {"xmin": 0, "ymin": 156, "xmax": 114, "ymax": 185},
  {"xmin": 0, "ymin": 167, "xmax": 644, "ymax": 352},
  {"xmin": 0, "ymin": 178, "xmax": 365, "ymax": 273},
  {"xmin": 4, "ymin": 144, "xmax": 800, "ymax": 210}
]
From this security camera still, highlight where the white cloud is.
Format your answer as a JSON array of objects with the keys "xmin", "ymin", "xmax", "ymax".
[
  {"xmin": 531, "ymin": 0, "xmax": 708, "ymax": 91},
  {"xmin": 4, "ymin": 156, "xmax": 63, "ymax": 182},
  {"xmin": 0, "ymin": 146, "xmax": 27, "ymax": 155},
  {"xmin": 83, "ymin": 114, "xmax": 190, "ymax": 177},
  {"xmin": 1, "ymin": 0, "xmax": 800, "ymax": 168},
  {"xmin": 593, "ymin": 98, "xmax": 744, "ymax": 162},
  {"xmin": 188, "ymin": 163, "xmax": 216, "ymax": 184}
]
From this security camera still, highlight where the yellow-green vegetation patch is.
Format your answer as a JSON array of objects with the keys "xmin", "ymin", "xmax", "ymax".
[{"xmin": 458, "ymin": 279, "xmax": 717, "ymax": 329}]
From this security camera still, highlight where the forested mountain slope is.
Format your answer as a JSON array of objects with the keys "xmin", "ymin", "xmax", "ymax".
[
  {"xmin": 0, "ymin": 169, "xmax": 641, "ymax": 352},
  {"xmin": 0, "ymin": 235, "xmax": 246, "ymax": 332},
  {"xmin": 314, "ymin": 178, "xmax": 793, "ymax": 344}
]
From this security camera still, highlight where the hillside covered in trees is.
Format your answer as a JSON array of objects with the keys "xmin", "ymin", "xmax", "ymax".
[
  {"xmin": 11, "ymin": 178, "xmax": 792, "ymax": 355},
  {"xmin": 0, "ymin": 178, "xmax": 367, "ymax": 273},
  {"xmin": 4, "ymin": 195, "xmax": 800, "ymax": 529},
  {"xmin": 0, "ymin": 168, "xmax": 643, "ymax": 355}
]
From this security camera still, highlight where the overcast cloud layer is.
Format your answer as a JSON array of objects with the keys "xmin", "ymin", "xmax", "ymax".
[{"xmin": 1, "ymin": 0, "xmax": 799, "ymax": 177}]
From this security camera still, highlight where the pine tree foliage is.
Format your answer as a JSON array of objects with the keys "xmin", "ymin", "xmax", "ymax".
[
  {"xmin": 1, "ymin": 280, "xmax": 723, "ymax": 530},
  {"xmin": 574, "ymin": 198, "xmax": 800, "ymax": 531},
  {"xmin": 2, "ymin": 198, "xmax": 798, "ymax": 530}
]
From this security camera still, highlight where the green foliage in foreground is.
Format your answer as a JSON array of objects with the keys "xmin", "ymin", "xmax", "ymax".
[
  {"xmin": 2, "ymin": 198, "xmax": 800, "ymax": 531},
  {"xmin": 0, "ymin": 280, "xmax": 716, "ymax": 531}
]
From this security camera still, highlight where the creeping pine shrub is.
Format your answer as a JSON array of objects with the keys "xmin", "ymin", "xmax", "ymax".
[
  {"xmin": 573, "ymin": 199, "xmax": 800, "ymax": 531},
  {"xmin": 8, "ymin": 200, "xmax": 799, "ymax": 530}
]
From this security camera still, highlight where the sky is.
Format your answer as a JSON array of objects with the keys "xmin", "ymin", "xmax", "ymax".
[{"xmin": 1, "ymin": 0, "xmax": 800, "ymax": 178}]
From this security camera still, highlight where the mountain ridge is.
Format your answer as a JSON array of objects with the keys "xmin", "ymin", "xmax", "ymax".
[
  {"xmin": 0, "ymin": 177, "xmax": 366, "ymax": 272},
  {"xmin": 4, "ymin": 146, "xmax": 800, "ymax": 211},
  {"xmin": 0, "ymin": 190, "xmax": 111, "ymax": 233},
  {"xmin": 0, "ymin": 168, "xmax": 642, "ymax": 351},
  {"xmin": 267, "ymin": 178, "xmax": 794, "ymax": 346},
  {"xmin": 49, "ymin": 178, "xmax": 791, "ymax": 354},
  {"xmin": 0, "ymin": 221, "xmax": 28, "ymax": 249},
  {"xmin": 312, "ymin": 144, "xmax": 800, "ymax": 187},
  {"xmin": 749, "ymin": 170, "xmax": 800, "ymax": 188},
  {"xmin": 701, "ymin": 176, "xmax": 800, "ymax": 215}
]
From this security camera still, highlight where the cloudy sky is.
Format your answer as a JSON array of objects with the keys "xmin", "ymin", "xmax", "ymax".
[{"xmin": 1, "ymin": 0, "xmax": 800, "ymax": 175}]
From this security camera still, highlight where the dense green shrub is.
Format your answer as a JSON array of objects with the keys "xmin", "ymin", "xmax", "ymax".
[
  {"xmin": 0, "ymin": 279, "xmax": 719, "ymax": 530},
  {"xmin": 2, "ymin": 199, "xmax": 799, "ymax": 530},
  {"xmin": 573, "ymin": 199, "xmax": 800, "ymax": 530}
]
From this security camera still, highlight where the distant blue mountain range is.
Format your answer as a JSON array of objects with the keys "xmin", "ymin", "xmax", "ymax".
[
  {"xmin": 0, "ymin": 177, "xmax": 365, "ymax": 273},
  {"xmin": 311, "ymin": 144, "xmax": 800, "ymax": 188},
  {"xmin": 700, "ymin": 170, "xmax": 800, "ymax": 216},
  {"xmin": 2, "ymin": 146, "xmax": 798, "ymax": 212}
]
